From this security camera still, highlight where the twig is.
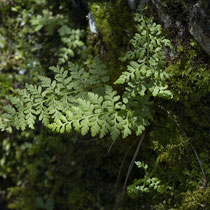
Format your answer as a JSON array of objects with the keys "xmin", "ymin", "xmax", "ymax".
[
  {"xmin": 116, "ymin": 139, "xmax": 138, "ymax": 193},
  {"xmin": 107, "ymin": 140, "xmax": 115, "ymax": 155},
  {"xmin": 123, "ymin": 131, "xmax": 146, "ymax": 194},
  {"xmin": 158, "ymin": 105, "xmax": 207, "ymax": 188},
  {"xmin": 114, "ymin": 138, "xmax": 138, "ymax": 209}
]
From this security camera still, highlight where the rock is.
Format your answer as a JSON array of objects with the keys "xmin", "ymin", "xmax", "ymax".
[
  {"xmin": 88, "ymin": 0, "xmax": 210, "ymax": 56},
  {"xmin": 151, "ymin": 0, "xmax": 172, "ymax": 28},
  {"xmin": 139, "ymin": 0, "xmax": 148, "ymax": 9},
  {"xmin": 189, "ymin": 1, "xmax": 210, "ymax": 56},
  {"xmin": 128, "ymin": 0, "xmax": 149, "ymax": 11},
  {"xmin": 88, "ymin": 12, "xmax": 98, "ymax": 33},
  {"xmin": 149, "ymin": 0, "xmax": 210, "ymax": 56},
  {"xmin": 128, "ymin": 0, "xmax": 136, "ymax": 10}
]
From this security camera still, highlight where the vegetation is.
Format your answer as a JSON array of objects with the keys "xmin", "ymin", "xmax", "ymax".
[{"xmin": 0, "ymin": 0, "xmax": 209, "ymax": 209}]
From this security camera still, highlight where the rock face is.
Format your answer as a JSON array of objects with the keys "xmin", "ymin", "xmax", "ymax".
[
  {"xmin": 189, "ymin": 0, "xmax": 210, "ymax": 56},
  {"xmin": 130, "ymin": 0, "xmax": 210, "ymax": 56},
  {"xmin": 128, "ymin": 0, "xmax": 148, "ymax": 10},
  {"xmin": 149, "ymin": 0, "xmax": 210, "ymax": 56},
  {"xmin": 87, "ymin": 0, "xmax": 210, "ymax": 56},
  {"xmin": 151, "ymin": 0, "xmax": 172, "ymax": 28}
]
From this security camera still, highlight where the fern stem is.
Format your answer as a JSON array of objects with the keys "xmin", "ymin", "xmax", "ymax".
[
  {"xmin": 148, "ymin": 155, "xmax": 160, "ymax": 178},
  {"xmin": 64, "ymin": 83, "xmax": 103, "ymax": 96}
]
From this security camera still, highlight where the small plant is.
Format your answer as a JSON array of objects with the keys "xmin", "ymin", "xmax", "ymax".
[{"xmin": 127, "ymin": 161, "xmax": 171, "ymax": 198}]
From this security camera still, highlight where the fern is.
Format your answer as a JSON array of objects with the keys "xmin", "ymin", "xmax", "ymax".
[
  {"xmin": 58, "ymin": 27, "xmax": 85, "ymax": 64},
  {"xmin": 48, "ymin": 85, "xmax": 128, "ymax": 140},
  {"xmin": 1, "ymin": 59, "xmax": 121, "ymax": 137},
  {"xmin": 127, "ymin": 161, "xmax": 171, "ymax": 198},
  {"xmin": 1, "ymin": 13, "xmax": 173, "ymax": 140},
  {"xmin": 115, "ymin": 13, "xmax": 173, "ymax": 100},
  {"xmin": 47, "ymin": 85, "xmax": 138, "ymax": 140}
]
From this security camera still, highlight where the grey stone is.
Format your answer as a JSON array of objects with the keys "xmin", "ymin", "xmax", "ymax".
[
  {"xmin": 128, "ymin": 0, "xmax": 148, "ymax": 11},
  {"xmin": 150, "ymin": 0, "xmax": 210, "ymax": 56},
  {"xmin": 189, "ymin": 2, "xmax": 210, "ymax": 56},
  {"xmin": 128, "ymin": 0, "xmax": 136, "ymax": 10},
  {"xmin": 151, "ymin": 0, "xmax": 172, "ymax": 28},
  {"xmin": 88, "ymin": 12, "xmax": 98, "ymax": 34},
  {"xmin": 139, "ymin": 0, "xmax": 148, "ymax": 9}
]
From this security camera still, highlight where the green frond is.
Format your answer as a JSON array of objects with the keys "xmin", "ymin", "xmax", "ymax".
[{"xmin": 1, "ymin": 13, "xmax": 172, "ymax": 141}]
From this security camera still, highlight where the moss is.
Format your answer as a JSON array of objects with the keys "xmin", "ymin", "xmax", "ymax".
[
  {"xmin": 150, "ymin": 116, "xmax": 188, "ymax": 165},
  {"xmin": 165, "ymin": 38, "xmax": 210, "ymax": 104},
  {"xmin": 180, "ymin": 187, "xmax": 210, "ymax": 210},
  {"xmin": 168, "ymin": 63, "xmax": 209, "ymax": 101},
  {"xmin": 160, "ymin": 0, "xmax": 189, "ymax": 20},
  {"xmin": 161, "ymin": 0, "xmax": 187, "ymax": 9},
  {"xmin": 90, "ymin": 0, "xmax": 133, "ymax": 50},
  {"xmin": 88, "ymin": 0, "xmax": 135, "ymax": 82}
]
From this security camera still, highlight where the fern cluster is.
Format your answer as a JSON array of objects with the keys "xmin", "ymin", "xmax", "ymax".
[
  {"xmin": 58, "ymin": 26, "xmax": 84, "ymax": 64},
  {"xmin": 127, "ymin": 161, "xmax": 171, "ymax": 198},
  {"xmin": 115, "ymin": 14, "xmax": 172, "ymax": 99},
  {"xmin": 0, "ymin": 13, "xmax": 172, "ymax": 140}
]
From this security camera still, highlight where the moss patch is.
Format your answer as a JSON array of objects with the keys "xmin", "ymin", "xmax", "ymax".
[{"xmin": 88, "ymin": 0, "xmax": 135, "ymax": 81}]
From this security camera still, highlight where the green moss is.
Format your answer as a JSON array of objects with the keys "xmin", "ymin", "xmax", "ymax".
[
  {"xmin": 180, "ymin": 187, "xmax": 210, "ymax": 210},
  {"xmin": 166, "ymin": 43, "xmax": 210, "ymax": 103},
  {"xmin": 150, "ymin": 117, "xmax": 188, "ymax": 165},
  {"xmin": 90, "ymin": 0, "xmax": 133, "ymax": 49},
  {"xmin": 89, "ymin": 0, "xmax": 135, "ymax": 81}
]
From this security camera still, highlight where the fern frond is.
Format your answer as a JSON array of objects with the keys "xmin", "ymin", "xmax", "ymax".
[
  {"xmin": 116, "ymin": 14, "xmax": 172, "ymax": 100},
  {"xmin": 0, "ymin": 13, "xmax": 173, "ymax": 141},
  {"xmin": 47, "ymin": 85, "xmax": 132, "ymax": 140}
]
